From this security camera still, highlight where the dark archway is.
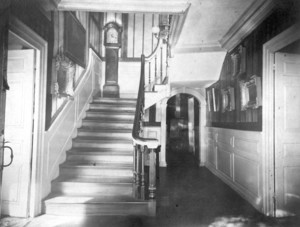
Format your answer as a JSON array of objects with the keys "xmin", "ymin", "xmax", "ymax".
[{"xmin": 166, "ymin": 93, "xmax": 200, "ymax": 167}]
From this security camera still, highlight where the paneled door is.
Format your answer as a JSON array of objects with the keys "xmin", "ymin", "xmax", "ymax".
[
  {"xmin": 0, "ymin": 8, "xmax": 9, "ymax": 218},
  {"xmin": 2, "ymin": 50, "xmax": 35, "ymax": 217},
  {"xmin": 275, "ymin": 52, "xmax": 300, "ymax": 216}
]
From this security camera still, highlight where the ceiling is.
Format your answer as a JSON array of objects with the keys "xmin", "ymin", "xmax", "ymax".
[{"xmin": 175, "ymin": 0, "xmax": 257, "ymax": 52}]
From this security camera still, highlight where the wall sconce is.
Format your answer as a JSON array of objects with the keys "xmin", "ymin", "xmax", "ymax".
[{"xmin": 152, "ymin": 26, "xmax": 160, "ymax": 39}]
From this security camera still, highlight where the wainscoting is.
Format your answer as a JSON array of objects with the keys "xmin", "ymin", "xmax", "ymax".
[
  {"xmin": 41, "ymin": 50, "xmax": 102, "ymax": 200},
  {"xmin": 205, "ymin": 127, "xmax": 263, "ymax": 212}
]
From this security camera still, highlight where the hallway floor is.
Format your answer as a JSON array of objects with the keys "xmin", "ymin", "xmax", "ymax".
[{"xmin": 1, "ymin": 152, "xmax": 299, "ymax": 227}]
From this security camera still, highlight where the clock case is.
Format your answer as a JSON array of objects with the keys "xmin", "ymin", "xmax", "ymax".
[{"xmin": 103, "ymin": 22, "xmax": 122, "ymax": 48}]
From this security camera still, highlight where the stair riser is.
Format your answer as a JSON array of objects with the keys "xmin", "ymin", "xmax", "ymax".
[
  {"xmin": 89, "ymin": 105, "xmax": 136, "ymax": 112},
  {"xmin": 44, "ymin": 203, "xmax": 150, "ymax": 216},
  {"xmin": 73, "ymin": 142, "xmax": 132, "ymax": 150},
  {"xmin": 81, "ymin": 122, "xmax": 133, "ymax": 129},
  {"xmin": 52, "ymin": 183, "xmax": 132, "ymax": 196},
  {"xmin": 93, "ymin": 98, "xmax": 136, "ymax": 104},
  {"xmin": 86, "ymin": 112, "xmax": 134, "ymax": 120},
  {"xmin": 67, "ymin": 155, "xmax": 132, "ymax": 163},
  {"xmin": 60, "ymin": 167, "xmax": 133, "ymax": 177},
  {"xmin": 77, "ymin": 131, "xmax": 132, "ymax": 139}
]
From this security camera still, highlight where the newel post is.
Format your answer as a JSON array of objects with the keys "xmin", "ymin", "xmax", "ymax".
[{"xmin": 148, "ymin": 148, "xmax": 157, "ymax": 199}]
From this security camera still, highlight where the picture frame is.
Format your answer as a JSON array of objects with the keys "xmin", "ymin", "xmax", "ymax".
[
  {"xmin": 221, "ymin": 87, "xmax": 235, "ymax": 112},
  {"xmin": 64, "ymin": 12, "xmax": 86, "ymax": 68},
  {"xmin": 240, "ymin": 75, "xmax": 262, "ymax": 110},
  {"xmin": 212, "ymin": 88, "xmax": 220, "ymax": 112}
]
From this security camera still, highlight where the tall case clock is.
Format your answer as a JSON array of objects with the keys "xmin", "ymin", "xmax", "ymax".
[{"xmin": 103, "ymin": 22, "xmax": 122, "ymax": 98}]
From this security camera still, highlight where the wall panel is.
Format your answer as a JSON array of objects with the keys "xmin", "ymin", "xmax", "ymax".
[{"xmin": 205, "ymin": 127, "xmax": 263, "ymax": 212}]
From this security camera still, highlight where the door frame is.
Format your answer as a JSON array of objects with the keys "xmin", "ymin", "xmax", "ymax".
[
  {"xmin": 262, "ymin": 23, "xmax": 300, "ymax": 217},
  {"xmin": 8, "ymin": 17, "xmax": 48, "ymax": 217}
]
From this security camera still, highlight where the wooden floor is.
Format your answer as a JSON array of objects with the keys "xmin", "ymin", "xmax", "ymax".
[{"xmin": 1, "ymin": 151, "xmax": 299, "ymax": 227}]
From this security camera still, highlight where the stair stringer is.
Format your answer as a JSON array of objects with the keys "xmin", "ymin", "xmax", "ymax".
[{"xmin": 43, "ymin": 50, "xmax": 102, "ymax": 199}]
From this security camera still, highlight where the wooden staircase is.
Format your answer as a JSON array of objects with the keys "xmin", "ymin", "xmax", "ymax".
[{"xmin": 43, "ymin": 97, "xmax": 154, "ymax": 216}]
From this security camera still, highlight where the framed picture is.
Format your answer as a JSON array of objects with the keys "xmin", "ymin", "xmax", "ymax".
[
  {"xmin": 240, "ymin": 75, "xmax": 262, "ymax": 110},
  {"xmin": 221, "ymin": 87, "xmax": 235, "ymax": 112},
  {"xmin": 207, "ymin": 89, "xmax": 214, "ymax": 112},
  {"xmin": 212, "ymin": 88, "xmax": 220, "ymax": 112},
  {"xmin": 64, "ymin": 12, "xmax": 86, "ymax": 68}
]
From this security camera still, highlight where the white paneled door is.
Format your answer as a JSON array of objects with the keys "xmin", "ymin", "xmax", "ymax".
[
  {"xmin": 2, "ymin": 50, "xmax": 35, "ymax": 217},
  {"xmin": 275, "ymin": 52, "xmax": 300, "ymax": 216}
]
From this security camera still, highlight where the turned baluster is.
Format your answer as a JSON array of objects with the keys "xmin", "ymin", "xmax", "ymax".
[
  {"xmin": 140, "ymin": 146, "xmax": 146, "ymax": 200},
  {"xmin": 154, "ymin": 55, "xmax": 157, "ymax": 84},
  {"xmin": 148, "ymin": 62, "xmax": 151, "ymax": 91},
  {"xmin": 133, "ymin": 144, "xmax": 138, "ymax": 197},
  {"xmin": 148, "ymin": 148, "xmax": 157, "ymax": 199},
  {"xmin": 160, "ymin": 46, "xmax": 163, "ymax": 84}
]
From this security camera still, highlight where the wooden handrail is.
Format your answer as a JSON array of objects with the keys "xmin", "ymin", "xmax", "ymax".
[
  {"xmin": 132, "ymin": 54, "xmax": 159, "ymax": 149},
  {"xmin": 145, "ymin": 38, "xmax": 163, "ymax": 62}
]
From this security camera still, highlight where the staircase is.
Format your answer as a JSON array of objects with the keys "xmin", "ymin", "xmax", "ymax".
[{"xmin": 44, "ymin": 97, "xmax": 154, "ymax": 216}]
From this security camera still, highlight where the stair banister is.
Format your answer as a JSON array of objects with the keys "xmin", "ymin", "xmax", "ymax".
[{"xmin": 132, "ymin": 52, "xmax": 160, "ymax": 201}]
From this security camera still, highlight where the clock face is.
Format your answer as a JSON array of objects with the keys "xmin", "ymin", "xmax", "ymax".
[{"xmin": 107, "ymin": 28, "xmax": 118, "ymax": 44}]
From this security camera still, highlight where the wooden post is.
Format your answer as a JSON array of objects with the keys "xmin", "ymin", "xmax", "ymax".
[
  {"xmin": 160, "ymin": 46, "xmax": 163, "ymax": 84},
  {"xmin": 154, "ymin": 55, "xmax": 157, "ymax": 84},
  {"xmin": 136, "ymin": 145, "xmax": 141, "ymax": 198},
  {"xmin": 141, "ymin": 146, "xmax": 146, "ymax": 200},
  {"xmin": 148, "ymin": 148, "xmax": 156, "ymax": 199},
  {"xmin": 148, "ymin": 62, "xmax": 151, "ymax": 91},
  {"xmin": 133, "ymin": 144, "xmax": 138, "ymax": 198}
]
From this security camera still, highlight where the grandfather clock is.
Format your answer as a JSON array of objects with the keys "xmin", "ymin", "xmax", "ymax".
[{"xmin": 103, "ymin": 22, "xmax": 122, "ymax": 98}]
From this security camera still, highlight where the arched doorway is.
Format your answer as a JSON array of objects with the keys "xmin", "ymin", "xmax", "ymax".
[
  {"xmin": 166, "ymin": 93, "xmax": 200, "ymax": 166},
  {"xmin": 159, "ymin": 87, "xmax": 206, "ymax": 167}
]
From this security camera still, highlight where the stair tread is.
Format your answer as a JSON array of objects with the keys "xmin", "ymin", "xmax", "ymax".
[
  {"xmin": 87, "ymin": 109, "xmax": 135, "ymax": 114},
  {"xmin": 74, "ymin": 137, "xmax": 132, "ymax": 142},
  {"xmin": 61, "ymin": 161, "xmax": 132, "ymax": 168},
  {"xmin": 78, "ymin": 127, "xmax": 132, "ymax": 132},
  {"xmin": 83, "ymin": 118, "xmax": 134, "ymax": 123},
  {"xmin": 54, "ymin": 176, "xmax": 133, "ymax": 184},
  {"xmin": 67, "ymin": 148, "xmax": 132, "ymax": 154},
  {"xmin": 45, "ymin": 194, "xmax": 146, "ymax": 204},
  {"xmin": 93, "ymin": 97, "xmax": 137, "ymax": 102}
]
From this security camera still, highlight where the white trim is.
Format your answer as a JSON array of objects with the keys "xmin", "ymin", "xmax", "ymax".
[
  {"xmin": 262, "ymin": 23, "xmax": 300, "ymax": 216},
  {"xmin": 220, "ymin": 0, "xmax": 274, "ymax": 51},
  {"xmin": 9, "ymin": 17, "xmax": 48, "ymax": 217},
  {"xmin": 160, "ymin": 87, "xmax": 206, "ymax": 167},
  {"xmin": 53, "ymin": 0, "xmax": 190, "ymax": 14}
]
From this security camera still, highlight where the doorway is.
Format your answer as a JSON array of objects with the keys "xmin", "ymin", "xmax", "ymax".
[
  {"xmin": 262, "ymin": 24, "xmax": 300, "ymax": 217},
  {"xmin": 274, "ymin": 40, "xmax": 300, "ymax": 217},
  {"xmin": 1, "ymin": 32, "xmax": 36, "ymax": 218},
  {"xmin": 166, "ymin": 94, "xmax": 200, "ymax": 167}
]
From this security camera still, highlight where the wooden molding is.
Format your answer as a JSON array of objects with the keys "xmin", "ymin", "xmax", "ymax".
[
  {"xmin": 220, "ymin": 0, "xmax": 275, "ymax": 51},
  {"xmin": 168, "ymin": 4, "xmax": 190, "ymax": 54},
  {"xmin": 174, "ymin": 43, "xmax": 225, "ymax": 54},
  {"xmin": 52, "ymin": 0, "xmax": 189, "ymax": 14}
]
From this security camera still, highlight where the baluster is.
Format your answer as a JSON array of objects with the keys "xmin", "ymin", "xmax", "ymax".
[
  {"xmin": 160, "ymin": 46, "xmax": 163, "ymax": 84},
  {"xmin": 165, "ymin": 43, "xmax": 169, "ymax": 82},
  {"xmin": 136, "ymin": 145, "xmax": 141, "ymax": 198},
  {"xmin": 154, "ymin": 55, "xmax": 158, "ymax": 84},
  {"xmin": 148, "ymin": 148, "xmax": 157, "ymax": 199},
  {"xmin": 140, "ymin": 146, "xmax": 146, "ymax": 200},
  {"xmin": 148, "ymin": 62, "xmax": 151, "ymax": 91},
  {"xmin": 133, "ymin": 144, "xmax": 138, "ymax": 197}
]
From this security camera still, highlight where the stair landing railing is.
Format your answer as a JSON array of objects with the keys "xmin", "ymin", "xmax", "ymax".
[
  {"xmin": 144, "ymin": 37, "xmax": 169, "ymax": 92},
  {"xmin": 132, "ymin": 42, "xmax": 162, "ymax": 200}
]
